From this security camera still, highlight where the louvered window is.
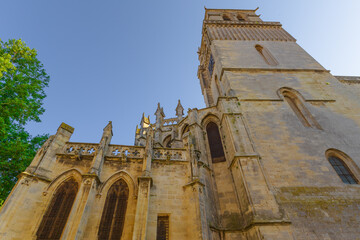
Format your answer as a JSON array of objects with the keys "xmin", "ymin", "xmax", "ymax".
[
  {"xmin": 206, "ymin": 122, "xmax": 226, "ymax": 163},
  {"xmin": 98, "ymin": 179, "xmax": 129, "ymax": 239},
  {"xmin": 328, "ymin": 156, "xmax": 358, "ymax": 184},
  {"xmin": 37, "ymin": 178, "xmax": 78, "ymax": 240},
  {"xmin": 156, "ymin": 216, "xmax": 169, "ymax": 240}
]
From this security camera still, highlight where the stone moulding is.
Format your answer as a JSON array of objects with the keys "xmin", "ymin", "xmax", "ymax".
[{"xmin": 206, "ymin": 25, "xmax": 295, "ymax": 42}]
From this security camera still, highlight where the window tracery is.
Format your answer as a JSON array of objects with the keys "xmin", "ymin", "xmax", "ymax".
[
  {"xmin": 37, "ymin": 178, "xmax": 78, "ymax": 240},
  {"xmin": 98, "ymin": 179, "xmax": 129, "ymax": 239}
]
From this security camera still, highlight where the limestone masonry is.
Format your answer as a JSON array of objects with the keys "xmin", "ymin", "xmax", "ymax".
[{"xmin": 1, "ymin": 8, "xmax": 360, "ymax": 240}]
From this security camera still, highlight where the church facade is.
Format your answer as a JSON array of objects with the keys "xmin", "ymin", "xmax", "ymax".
[{"xmin": 1, "ymin": 8, "xmax": 360, "ymax": 240}]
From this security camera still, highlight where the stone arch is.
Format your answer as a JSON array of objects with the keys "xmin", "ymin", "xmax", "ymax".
[
  {"xmin": 181, "ymin": 124, "xmax": 190, "ymax": 136},
  {"xmin": 163, "ymin": 134, "xmax": 172, "ymax": 148},
  {"xmin": 201, "ymin": 113, "xmax": 226, "ymax": 163},
  {"xmin": 325, "ymin": 149, "xmax": 360, "ymax": 183},
  {"xmin": 201, "ymin": 113, "xmax": 221, "ymax": 128},
  {"xmin": 99, "ymin": 170, "xmax": 137, "ymax": 198},
  {"xmin": 44, "ymin": 168, "xmax": 83, "ymax": 193},
  {"xmin": 95, "ymin": 171, "xmax": 137, "ymax": 240}
]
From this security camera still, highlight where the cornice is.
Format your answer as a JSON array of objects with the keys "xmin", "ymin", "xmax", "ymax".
[{"xmin": 204, "ymin": 20, "xmax": 282, "ymax": 27}]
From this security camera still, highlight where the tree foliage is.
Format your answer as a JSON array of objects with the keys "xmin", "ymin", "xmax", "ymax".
[{"xmin": 0, "ymin": 39, "xmax": 49, "ymax": 206}]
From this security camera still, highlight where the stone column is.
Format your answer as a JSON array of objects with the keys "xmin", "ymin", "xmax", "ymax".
[
  {"xmin": 62, "ymin": 122, "xmax": 113, "ymax": 239},
  {"xmin": 185, "ymin": 108, "xmax": 210, "ymax": 240},
  {"xmin": 132, "ymin": 177, "xmax": 152, "ymax": 240},
  {"xmin": 133, "ymin": 128, "xmax": 153, "ymax": 240},
  {"xmin": 60, "ymin": 175, "xmax": 99, "ymax": 240},
  {"xmin": 218, "ymin": 98, "xmax": 291, "ymax": 235},
  {"xmin": 89, "ymin": 121, "xmax": 112, "ymax": 175}
]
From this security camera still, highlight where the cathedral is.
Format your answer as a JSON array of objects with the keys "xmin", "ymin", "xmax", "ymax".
[{"xmin": 1, "ymin": 8, "xmax": 360, "ymax": 240}]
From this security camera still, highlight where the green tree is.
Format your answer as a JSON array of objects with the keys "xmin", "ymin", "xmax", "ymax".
[{"xmin": 0, "ymin": 39, "xmax": 50, "ymax": 207}]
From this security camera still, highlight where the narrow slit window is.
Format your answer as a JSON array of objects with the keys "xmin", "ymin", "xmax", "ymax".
[
  {"xmin": 255, "ymin": 44, "xmax": 278, "ymax": 66},
  {"xmin": 157, "ymin": 216, "xmax": 169, "ymax": 240},
  {"xmin": 328, "ymin": 156, "xmax": 358, "ymax": 184},
  {"xmin": 36, "ymin": 178, "xmax": 78, "ymax": 240},
  {"xmin": 98, "ymin": 179, "xmax": 129, "ymax": 240},
  {"xmin": 206, "ymin": 122, "xmax": 226, "ymax": 163},
  {"xmin": 280, "ymin": 89, "xmax": 322, "ymax": 130}
]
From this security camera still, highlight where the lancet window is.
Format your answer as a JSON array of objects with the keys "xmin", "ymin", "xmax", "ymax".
[
  {"xmin": 98, "ymin": 179, "xmax": 129, "ymax": 240},
  {"xmin": 36, "ymin": 178, "xmax": 78, "ymax": 240},
  {"xmin": 280, "ymin": 88, "xmax": 322, "ymax": 130},
  {"xmin": 206, "ymin": 122, "xmax": 226, "ymax": 163},
  {"xmin": 255, "ymin": 44, "xmax": 278, "ymax": 66},
  {"xmin": 157, "ymin": 216, "xmax": 169, "ymax": 240}
]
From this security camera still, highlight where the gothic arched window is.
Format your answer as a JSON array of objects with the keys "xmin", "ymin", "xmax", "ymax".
[
  {"xmin": 280, "ymin": 88, "xmax": 322, "ymax": 130},
  {"xmin": 255, "ymin": 44, "xmax": 278, "ymax": 66},
  {"xmin": 206, "ymin": 122, "xmax": 226, "ymax": 163},
  {"xmin": 36, "ymin": 178, "xmax": 78, "ymax": 240},
  {"xmin": 328, "ymin": 156, "xmax": 358, "ymax": 184},
  {"xmin": 98, "ymin": 179, "xmax": 129, "ymax": 240}
]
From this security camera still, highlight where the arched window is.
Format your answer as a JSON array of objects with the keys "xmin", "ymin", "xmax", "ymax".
[
  {"xmin": 98, "ymin": 179, "xmax": 129, "ymax": 240},
  {"xmin": 255, "ymin": 44, "xmax": 278, "ymax": 66},
  {"xmin": 280, "ymin": 88, "xmax": 322, "ymax": 129},
  {"xmin": 206, "ymin": 122, "xmax": 226, "ymax": 163},
  {"xmin": 222, "ymin": 14, "xmax": 231, "ymax": 21},
  {"xmin": 326, "ymin": 150, "xmax": 359, "ymax": 184},
  {"xmin": 37, "ymin": 178, "xmax": 78, "ymax": 240},
  {"xmin": 237, "ymin": 14, "xmax": 245, "ymax": 21}
]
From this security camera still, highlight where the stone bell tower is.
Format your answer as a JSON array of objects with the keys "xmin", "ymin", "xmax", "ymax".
[{"xmin": 196, "ymin": 7, "xmax": 360, "ymax": 239}]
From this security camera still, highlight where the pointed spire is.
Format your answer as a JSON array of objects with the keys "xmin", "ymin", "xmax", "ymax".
[
  {"xmin": 155, "ymin": 103, "xmax": 165, "ymax": 118},
  {"xmin": 176, "ymin": 99, "xmax": 184, "ymax": 120},
  {"xmin": 103, "ymin": 121, "xmax": 113, "ymax": 136},
  {"xmin": 140, "ymin": 112, "xmax": 150, "ymax": 129},
  {"xmin": 155, "ymin": 103, "xmax": 165, "ymax": 127}
]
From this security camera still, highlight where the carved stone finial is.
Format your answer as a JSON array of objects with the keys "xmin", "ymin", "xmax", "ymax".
[
  {"xmin": 103, "ymin": 121, "xmax": 113, "ymax": 136},
  {"xmin": 140, "ymin": 112, "xmax": 150, "ymax": 129},
  {"xmin": 176, "ymin": 100, "xmax": 184, "ymax": 120},
  {"xmin": 154, "ymin": 103, "xmax": 165, "ymax": 126}
]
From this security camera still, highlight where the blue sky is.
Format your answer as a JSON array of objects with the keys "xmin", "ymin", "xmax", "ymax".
[{"xmin": 1, "ymin": 0, "xmax": 359, "ymax": 145}]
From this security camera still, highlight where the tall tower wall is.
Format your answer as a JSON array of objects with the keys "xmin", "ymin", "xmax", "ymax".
[{"xmin": 198, "ymin": 8, "xmax": 360, "ymax": 239}]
